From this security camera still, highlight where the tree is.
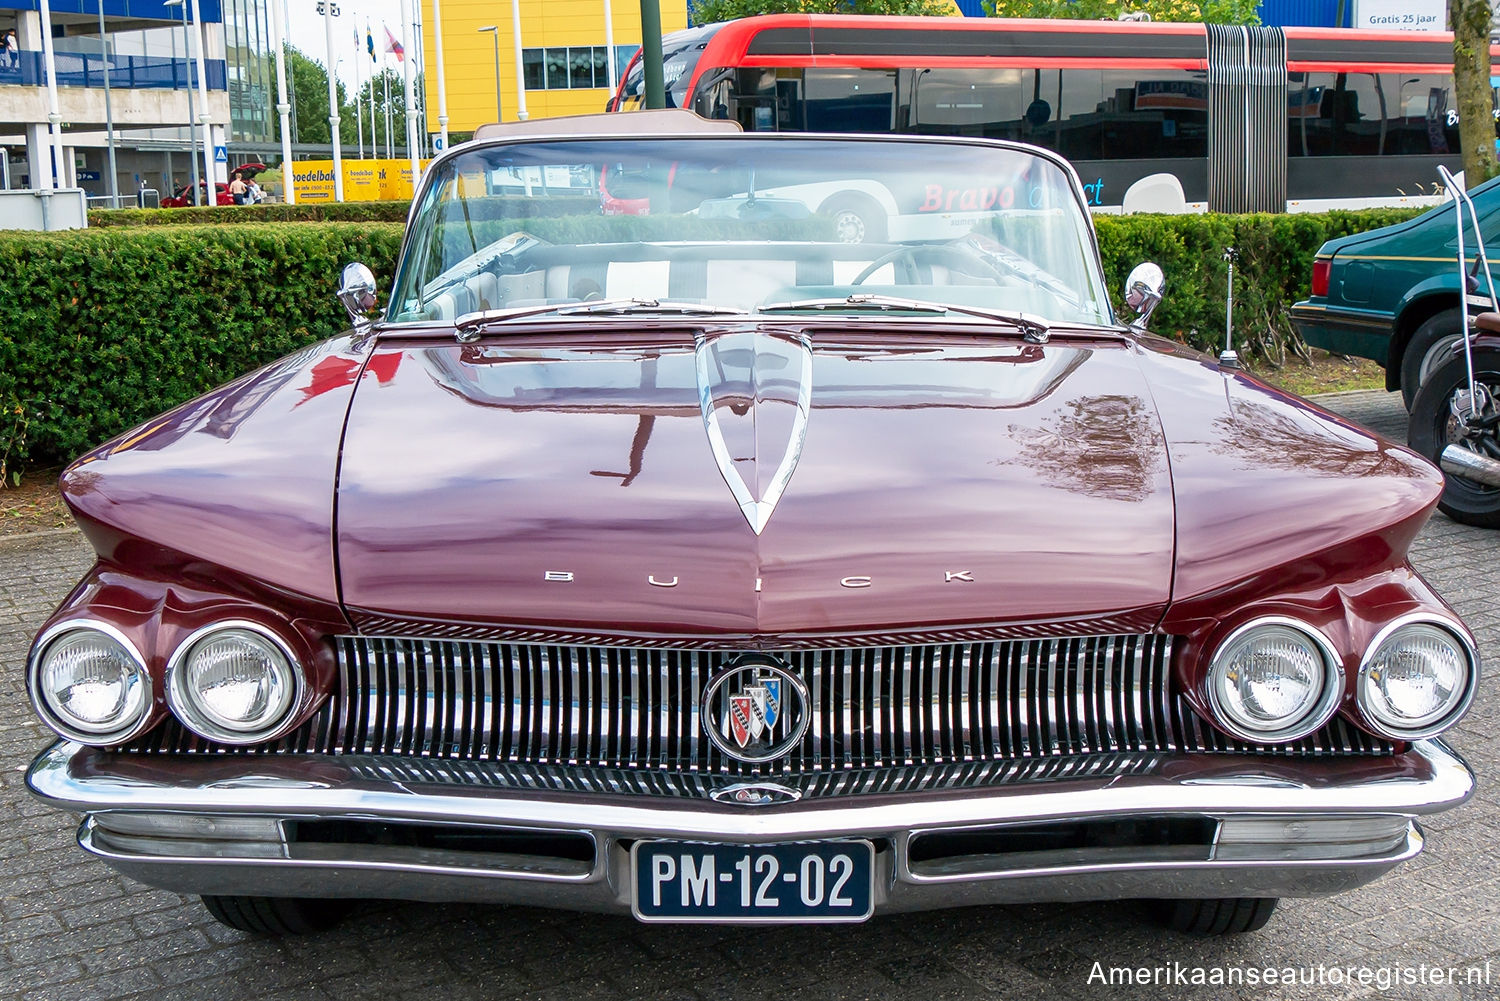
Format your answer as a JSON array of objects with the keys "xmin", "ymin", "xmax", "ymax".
[
  {"xmin": 353, "ymin": 67, "xmax": 424, "ymax": 156},
  {"xmin": 1449, "ymin": 0, "xmax": 1497, "ymax": 187},
  {"xmin": 281, "ymin": 44, "xmax": 347, "ymax": 146},
  {"xmin": 691, "ymin": 0, "xmax": 951, "ymax": 23},
  {"xmin": 984, "ymin": 0, "xmax": 1257, "ymax": 21}
]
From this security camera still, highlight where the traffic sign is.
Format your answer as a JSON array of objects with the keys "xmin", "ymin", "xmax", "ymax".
[
  {"xmin": 213, "ymin": 145, "xmax": 228, "ymax": 164},
  {"xmin": 431, "ymin": 134, "xmax": 446, "ymax": 152}
]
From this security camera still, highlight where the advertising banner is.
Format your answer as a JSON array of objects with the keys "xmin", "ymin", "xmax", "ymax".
[
  {"xmin": 291, "ymin": 159, "xmax": 433, "ymax": 202},
  {"xmin": 1354, "ymin": 0, "xmax": 1443, "ymax": 31}
]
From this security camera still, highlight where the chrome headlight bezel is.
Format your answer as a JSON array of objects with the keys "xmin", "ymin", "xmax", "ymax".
[
  {"xmin": 1204, "ymin": 616, "xmax": 1344, "ymax": 743},
  {"xmin": 27, "ymin": 620, "xmax": 155, "ymax": 745},
  {"xmin": 1356, "ymin": 613, "xmax": 1478, "ymax": 740},
  {"xmin": 165, "ymin": 620, "xmax": 304, "ymax": 745}
]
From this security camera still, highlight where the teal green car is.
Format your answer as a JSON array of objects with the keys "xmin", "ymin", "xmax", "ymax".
[{"xmin": 1290, "ymin": 176, "xmax": 1500, "ymax": 408}]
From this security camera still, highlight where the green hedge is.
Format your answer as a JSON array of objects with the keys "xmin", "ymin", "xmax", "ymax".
[
  {"xmin": 88, "ymin": 202, "xmax": 414, "ymax": 227},
  {"xmin": 0, "ymin": 222, "xmax": 404, "ymax": 476},
  {"xmin": 87, "ymin": 195, "xmax": 601, "ymax": 228},
  {"xmin": 1095, "ymin": 208, "xmax": 1423, "ymax": 356},
  {"xmin": 0, "ymin": 207, "xmax": 1427, "ymax": 475}
]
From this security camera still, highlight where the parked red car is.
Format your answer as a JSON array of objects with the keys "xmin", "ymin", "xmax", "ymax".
[
  {"xmin": 159, "ymin": 163, "xmax": 267, "ymax": 207},
  {"xmin": 25, "ymin": 116, "xmax": 1477, "ymax": 939}
]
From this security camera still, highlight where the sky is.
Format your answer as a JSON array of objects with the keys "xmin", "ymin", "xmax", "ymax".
[{"xmin": 284, "ymin": 0, "xmax": 409, "ymax": 95}]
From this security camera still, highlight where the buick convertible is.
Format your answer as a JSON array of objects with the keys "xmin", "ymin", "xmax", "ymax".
[{"xmin": 25, "ymin": 113, "xmax": 1477, "ymax": 937}]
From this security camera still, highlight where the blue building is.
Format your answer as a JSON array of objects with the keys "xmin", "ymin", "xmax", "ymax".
[{"xmin": 0, "ymin": 0, "xmax": 272, "ymax": 201}]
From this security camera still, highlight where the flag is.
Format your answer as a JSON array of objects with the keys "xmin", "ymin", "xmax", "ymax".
[
  {"xmin": 383, "ymin": 24, "xmax": 404, "ymax": 63},
  {"xmin": 366, "ymin": 23, "xmax": 375, "ymax": 63}
]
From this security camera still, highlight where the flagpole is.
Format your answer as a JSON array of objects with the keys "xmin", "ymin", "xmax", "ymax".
[
  {"xmin": 353, "ymin": 25, "xmax": 364, "ymax": 158},
  {"xmin": 383, "ymin": 59, "xmax": 393, "ymax": 158},
  {"xmin": 270, "ymin": 0, "xmax": 294, "ymax": 202},
  {"xmin": 398, "ymin": 0, "xmax": 419, "ymax": 184},
  {"xmin": 433, "ymin": 0, "xmax": 448, "ymax": 149}
]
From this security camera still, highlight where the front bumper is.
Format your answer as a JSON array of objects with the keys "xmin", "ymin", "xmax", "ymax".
[{"xmin": 29, "ymin": 741, "xmax": 1474, "ymax": 917}]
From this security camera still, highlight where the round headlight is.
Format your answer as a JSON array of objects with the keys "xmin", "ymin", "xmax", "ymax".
[
  {"xmin": 29, "ymin": 624, "xmax": 152, "ymax": 744},
  {"xmin": 168, "ymin": 624, "xmax": 299, "ymax": 743},
  {"xmin": 1206, "ymin": 619, "xmax": 1341, "ymax": 742},
  {"xmin": 1358, "ymin": 619, "xmax": 1477, "ymax": 738}
]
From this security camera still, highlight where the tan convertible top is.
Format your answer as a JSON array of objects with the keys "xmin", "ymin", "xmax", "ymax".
[{"xmin": 472, "ymin": 108, "xmax": 741, "ymax": 141}]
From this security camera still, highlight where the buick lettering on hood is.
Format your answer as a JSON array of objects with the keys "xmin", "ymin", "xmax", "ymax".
[{"xmin": 24, "ymin": 112, "xmax": 1477, "ymax": 937}]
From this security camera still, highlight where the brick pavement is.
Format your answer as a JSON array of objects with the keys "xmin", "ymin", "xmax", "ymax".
[{"xmin": 1, "ymin": 389, "xmax": 1498, "ymax": 1001}]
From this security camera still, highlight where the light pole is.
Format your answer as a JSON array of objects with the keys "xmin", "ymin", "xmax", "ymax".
[
  {"xmin": 188, "ymin": 0, "xmax": 215, "ymax": 204},
  {"xmin": 432, "ymin": 0, "xmax": 449, "ymax": 149},
  {"xmin": 96, "ymin": 0, "xmax": 119, "ymax": 207},
  {"xmin": 163, "ymin": 0, "xmax": 200, "ymax": 204},
  {"xmin": 478, "ymin": 25, "xmax": 502, "ymax": 122},
  {"xmin": 323, "ymin": 1, "xmax": 344, "ymax": 201},
  {"xmin": 269, "ymin": 0, "xmax": 293, "ymax": 202},
  {"xmin": 510, "ymin": 0, "xmax": 527, "ymax": 120}
]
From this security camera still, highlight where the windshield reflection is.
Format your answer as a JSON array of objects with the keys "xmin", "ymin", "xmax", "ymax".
[{"xmin": 391, "ymin": 137, "xmax": 1112, "ymax": 329}]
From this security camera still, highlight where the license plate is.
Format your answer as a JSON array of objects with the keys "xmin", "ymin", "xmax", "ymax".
[{"xmin": 631, "ymin": 840, "xmax": 875, "ymax": 923}]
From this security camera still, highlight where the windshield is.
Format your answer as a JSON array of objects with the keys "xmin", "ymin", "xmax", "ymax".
[{"xmin": 389, "ymin": 135, "xmax": 1113, "ymax": 328}]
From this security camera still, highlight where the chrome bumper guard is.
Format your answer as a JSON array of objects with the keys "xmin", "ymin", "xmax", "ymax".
[{"xmin": 28, "ymin": 741, "xmax": 1474, "ymax": 915}]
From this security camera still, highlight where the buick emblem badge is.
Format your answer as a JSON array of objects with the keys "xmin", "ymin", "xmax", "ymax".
[{"xmin": 701, "ymin": 654, "xmax": 810, "ymax": 763}]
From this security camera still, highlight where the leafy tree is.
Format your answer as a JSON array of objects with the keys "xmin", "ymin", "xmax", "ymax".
[
  {"xmin": 352, "ymin": 67, "xmax": 426, "ymax": 156},
  {"xmin": 691, "ymin": 0, "xmax": 952, "ymax": 23},
  {"xmin": 281, "ymin": 44, "xmax": 347, "ymax": 146},
  {"xmin": 984, "ymin": 0, "xmax": 1258, "ymax": 23},
  {"xmin": 1450, "ymin": 0, "xmax": 1497, "ymax": 186}
]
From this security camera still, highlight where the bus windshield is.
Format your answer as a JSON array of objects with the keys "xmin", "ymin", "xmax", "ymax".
[{"xmin": 390, "ymin": 135, "xmax": 1113, "ymax": 329}]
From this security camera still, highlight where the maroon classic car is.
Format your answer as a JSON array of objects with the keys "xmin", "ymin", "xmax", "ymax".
[{"xmin": 25, "ymin": 115, "xmax": 1477, "ymax": 938}]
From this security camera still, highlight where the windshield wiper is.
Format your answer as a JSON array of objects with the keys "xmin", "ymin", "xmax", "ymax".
[
  {"xmin": 759, "ymin": 294, "xmax": 1050, "ymax": 343},
  {"xmin": 454, "ymin": 298, "xmax": 742, "ymax": 341}
]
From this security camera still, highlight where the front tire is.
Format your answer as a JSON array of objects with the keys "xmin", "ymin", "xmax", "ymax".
[
  {"xmin": 201, "ymin": 895, "xmax": 349, "ymax": 935},
  {"xmin": 1408, "ymin": 347, "xmax": 1500, "ymax": 528},
  {"xmin": 1400, "ymin": 309, "xmax": 1463, "ymax": 410},
  {"xmin": 1148, "ymin": 897, "xmax": 1278, "ymax": 935}
]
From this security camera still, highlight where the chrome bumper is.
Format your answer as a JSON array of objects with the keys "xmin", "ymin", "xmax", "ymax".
[{"xmin": 28, "ymin": 741, "xmax": 1475, "ymax": 917}]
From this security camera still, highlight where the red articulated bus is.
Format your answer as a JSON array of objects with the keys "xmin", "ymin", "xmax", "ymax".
[{"xmin": 609, "ymin": 15, "xmax": 1500, "ymax": 212}]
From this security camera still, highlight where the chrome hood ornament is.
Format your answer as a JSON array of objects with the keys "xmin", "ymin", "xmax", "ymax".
[{"xmin": 694, "ymin": 331, "xmax": 813, "ymax": 535}]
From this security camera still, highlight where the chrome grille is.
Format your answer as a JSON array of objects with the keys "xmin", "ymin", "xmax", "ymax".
[{"xmin": 136, "ymin": 634, "xmax": 1395, "ymax": 770}]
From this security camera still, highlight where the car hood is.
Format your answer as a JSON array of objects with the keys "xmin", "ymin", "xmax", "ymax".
[{"xmin": 335, "ymin": 325, "xmax": 1177, "ymax": 639}]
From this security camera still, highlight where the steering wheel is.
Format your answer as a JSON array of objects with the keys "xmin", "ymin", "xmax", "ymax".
[{"xmin": 850, "ymin": 241, "xmax": 1010, "ymax": 286}]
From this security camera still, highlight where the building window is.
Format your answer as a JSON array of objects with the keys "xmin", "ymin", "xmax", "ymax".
[{"xmin": 521, "ymin": 46, "xmax": 623, "ymax": 90}]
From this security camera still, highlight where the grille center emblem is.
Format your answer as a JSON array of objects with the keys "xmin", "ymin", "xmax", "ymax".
[
  {"xmin": 694, "ymin": 331, "xmax": 813, "ymax": 536},
  {"xmin": 702, "ymin": 654, "xmax": 810, "ymax": 763}
]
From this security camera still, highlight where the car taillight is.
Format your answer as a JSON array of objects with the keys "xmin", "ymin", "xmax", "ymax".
[{"xmin": 1311, "ymin": 259, "xmax": 1331, "ymax": 298}]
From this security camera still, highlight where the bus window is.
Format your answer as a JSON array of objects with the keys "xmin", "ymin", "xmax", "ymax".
[
  {"xmin": 1287, "ymin": 73, "xmax": 1466, "ymax": 157},
  {"xmin": 804, "ymin": 69, "xmax": 896, "ymax": 132}
]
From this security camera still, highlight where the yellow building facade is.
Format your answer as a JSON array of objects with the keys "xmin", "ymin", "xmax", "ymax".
[{"xmin": 420, "ymin": 1, "xmax": 690, "ymax": 133}]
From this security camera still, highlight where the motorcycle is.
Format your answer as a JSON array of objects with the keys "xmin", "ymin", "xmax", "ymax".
[{"xmin": 1407, "ymin": 165, "xmax": 1500, "ymax": 528}]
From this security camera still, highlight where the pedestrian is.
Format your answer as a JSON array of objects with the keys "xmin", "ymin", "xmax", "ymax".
[
  {"xmin": 228, "ymin": 170, "xmax": 248, "ymax": 205},
  {"xmin": 0, "ymin": 29, "xmax": 16, "ymax": 72},
  {"xmin": 246, "ymin": 176, "xmax": 264, "ymax": 204}
]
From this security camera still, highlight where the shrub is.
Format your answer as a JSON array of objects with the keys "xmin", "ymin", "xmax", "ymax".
[
  {"xmin": 0, "ymin": 206, "xmax": 1426, "ymax": 472},
  {"xmin": 0, "ymin": 222, "xmax": 403, "ymax": 469},
  {"xmin": 89, "ymin": 202, "xmax": 414, "ymax": 227},
  {"xmin": 1095, "ymin": 208, "xmax": 1423, "ymax": 360},
  {"xmin": 87, "ymin": 195, "xmax": 597, "ymax": 228}
]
